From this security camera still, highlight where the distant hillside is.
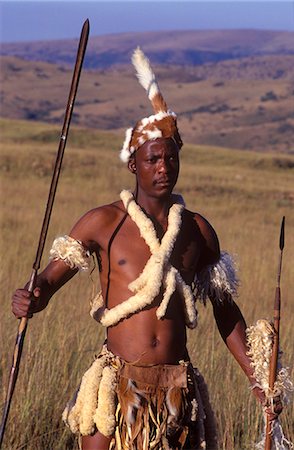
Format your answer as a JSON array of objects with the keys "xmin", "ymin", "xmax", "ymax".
[
  {"xmin": 1, "ymin": 29, "xmax": 294, "ymax": 154},
  {"xmin": 1, "ymin": 29, "xmax": 294, "ymax": 68},
  {"xmin": 1, "ymin": 50, "xmax": 293, "ymax": 154}
]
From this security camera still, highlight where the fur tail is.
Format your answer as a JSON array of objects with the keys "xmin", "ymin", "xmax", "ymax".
[{"xmin": 132, "ymin": 47, "xmax": 167, "ymax": 114}]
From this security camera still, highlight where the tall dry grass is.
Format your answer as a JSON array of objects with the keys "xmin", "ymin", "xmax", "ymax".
[{"xmin": 0, "ymin": 118, "xmax": 293, "ymax": 449}]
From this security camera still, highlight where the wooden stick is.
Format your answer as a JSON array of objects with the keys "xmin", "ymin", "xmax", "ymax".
[
  {"xmin": 264, "ymin": 216, "xmax": 285, "ymax": 450},
  {"xmin": 0, "ymin": 19, "xmax": 89, "ymax": 447}
]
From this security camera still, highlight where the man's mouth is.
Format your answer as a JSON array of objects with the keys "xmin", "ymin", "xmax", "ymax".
[{"xmin": 156, "ymin": 178, "xmax": 172, "ymax": 186}]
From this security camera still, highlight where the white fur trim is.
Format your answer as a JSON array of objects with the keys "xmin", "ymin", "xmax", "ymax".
[
  {"xmin": 176, "ymin": 271, "xmax": 198, "ymax": 328},
  {"xmin": 119, "ymin": 110, "xmax": 178, "ymax": 163},
  {"xmin": 143, "ymin": 110, "xmax": 176, "ymax": 125},
  {"xmin": 144, "ymin": 128, "xmax": 163, "ymax": 140},
  {"xmin": 120, "ymin": 127, "xmax": 134, "ymax": 163},
  {"xmin": 49, "ymin": 235, "xmax": 89, "ymax": 271},
  {"xmin": 138, "ymin": 135, "xmax": 145, "ymax": 146}
]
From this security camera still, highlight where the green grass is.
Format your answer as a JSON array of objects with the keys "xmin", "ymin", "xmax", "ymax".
[{"xmin": 0, "ymin": 118, "xmax": 293, "ymax": 449}]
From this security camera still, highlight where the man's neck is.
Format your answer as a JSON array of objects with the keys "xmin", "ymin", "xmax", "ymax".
[{"xmin": 134, "ymin": 191, "xmax": 172, "ymax": 224}]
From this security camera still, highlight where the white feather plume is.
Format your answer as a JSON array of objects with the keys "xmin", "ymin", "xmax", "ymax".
[{"xmin": 132, "ymin": 47, "xmax": 160, "ymax": 101}]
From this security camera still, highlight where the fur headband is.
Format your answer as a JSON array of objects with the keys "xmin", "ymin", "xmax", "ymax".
[{"xmin": 120, "ymin": 48, "xmax": 183, "ymax": 163}]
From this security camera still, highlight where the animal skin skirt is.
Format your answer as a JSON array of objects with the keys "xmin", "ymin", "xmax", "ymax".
[{"xmin": 63, "ymin": 345, "xmax": 218, "ymax": 450}]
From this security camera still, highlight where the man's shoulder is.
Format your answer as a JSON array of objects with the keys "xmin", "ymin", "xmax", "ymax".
[
  {"xmin": 69, "ymin": 198, "xmax": 125, "ymax": 245},
  {"xmin": 183, "ymin": 208, "xmax": 215, "ymax": 234},
  {"xmin": 81, "ymin": 199, "xmax": 125, "ymax": 227},
  {"xmin": 183, "ymin": 208, "xmax": 220, "ymax": 265}
]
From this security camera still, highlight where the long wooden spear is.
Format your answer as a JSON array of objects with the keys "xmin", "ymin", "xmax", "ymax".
[
  {"xmin": 264, "ymin": 216, "xmax": 285, "ymax": 450},
  {"xmin": 0, "ymin": 19, "xmax": 90, "ymax": 447}
]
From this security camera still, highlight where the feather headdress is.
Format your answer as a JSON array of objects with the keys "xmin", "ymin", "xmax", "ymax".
[{"xmin": 120, "ymin": 47, "xmax": 182, "ymax": 163}]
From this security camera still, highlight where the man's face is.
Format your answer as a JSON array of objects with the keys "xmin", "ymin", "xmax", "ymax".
[{"xmin": 129, "ymin": 137, "xmax": 180, "ymax": 198}]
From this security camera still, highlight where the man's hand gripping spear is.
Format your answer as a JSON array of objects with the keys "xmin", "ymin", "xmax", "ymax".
[{"xmin": 0, "ymin": 19, "xmax": 90, "ymax": 447}]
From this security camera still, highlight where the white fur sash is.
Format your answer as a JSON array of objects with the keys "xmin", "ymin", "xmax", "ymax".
[{"xmin": 93, "ymin": 190, "xmax": 198, "ymax": 329}]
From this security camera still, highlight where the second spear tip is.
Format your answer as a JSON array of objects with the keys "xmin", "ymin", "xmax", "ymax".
[
  {"xmin": 279, "ymin": 216, "xmax": 285, "ymax": 251},
  {"xmin": 82, "ymin": 19, "xmax": 90, "ymax": 35}
]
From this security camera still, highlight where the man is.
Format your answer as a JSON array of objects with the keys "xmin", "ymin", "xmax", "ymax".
[{"xmin": 12, "ymin": 48, "xmax": 278, "ymax": 450}]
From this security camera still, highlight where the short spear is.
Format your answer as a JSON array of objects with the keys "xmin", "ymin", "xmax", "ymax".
[{"xmin": 264, "ymin": 216, "xmax": 285, "ymax": 450}]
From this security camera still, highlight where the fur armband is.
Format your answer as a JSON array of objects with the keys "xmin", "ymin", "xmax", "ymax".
[
  {"xmin": 49, "ymin": 235, "xmax": 90, "ymax": 271},
  {"xmin": 194, "ymin": 251, "xmax": 239, "ymax": 304}
]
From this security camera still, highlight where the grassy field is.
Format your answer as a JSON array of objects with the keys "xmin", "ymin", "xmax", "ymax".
[{"xmin": 0, "ymin": 118, "xmax": 293, "ymax": 449}]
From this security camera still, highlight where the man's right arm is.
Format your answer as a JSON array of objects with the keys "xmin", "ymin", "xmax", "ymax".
[
  {"xmin": 11, "ymin": 206, "xmax": 103, "ymax": 318},
  {"xmin": 11, "ymin": 202, "xmax": 123, "ymax": 319},
  {"xmin": 12, "ymin": 259, "xmax": 78, "ymax": 318}
]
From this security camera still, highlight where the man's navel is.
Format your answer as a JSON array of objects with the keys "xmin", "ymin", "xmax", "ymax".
[{"xmin": 151, "ymin": 337, "xmax": 160, "ymax": 347}]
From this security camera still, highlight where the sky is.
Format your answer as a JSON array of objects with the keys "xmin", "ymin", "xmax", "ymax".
[{"xmin": 0, "ymin": 1, "xmax": 293, "ymax": 43}]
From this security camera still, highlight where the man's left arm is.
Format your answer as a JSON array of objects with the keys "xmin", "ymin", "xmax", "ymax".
[
  {"xmin": 211, "ymin": 297, "xmax": 265, "ymax": 404},
  {"xmin": 194, "ymin": 214, "xmax": 281, "ymax": 418},
  {"xmin": 211, "ymin": 294, "xmax": 283, "ymax": 419}
]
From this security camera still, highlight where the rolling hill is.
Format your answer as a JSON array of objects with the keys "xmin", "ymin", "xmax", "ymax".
[
  {"xmin": 1, "ymin": 30, "xmax": 293, "ymax": 153},
  {"xmin": 1, "ymin": 29, "xmax": 293, "ymax": 68}
]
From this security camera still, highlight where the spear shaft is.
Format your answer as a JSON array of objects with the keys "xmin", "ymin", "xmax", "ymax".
[
  {"xmin": 264, "ymin": 216, "xmax": 285, "ymax": 450},
  {"xmin": 0, "ymin": 19, "xmax": 89, "ymax": 447}
]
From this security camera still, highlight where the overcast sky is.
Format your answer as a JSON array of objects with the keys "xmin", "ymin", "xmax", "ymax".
[{"xmin": 1, "ymin": 1, "xmax": 293, "ymax": 43}]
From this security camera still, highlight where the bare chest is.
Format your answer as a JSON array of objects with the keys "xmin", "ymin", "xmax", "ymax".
[{"xmin": 98, "ymin": 214, "xmax": 202, "ymax": 285}]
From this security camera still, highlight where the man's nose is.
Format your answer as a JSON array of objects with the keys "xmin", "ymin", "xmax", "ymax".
[{"xmin": 158, "ymin": 159, "xmax": 169, "ymax": 173}]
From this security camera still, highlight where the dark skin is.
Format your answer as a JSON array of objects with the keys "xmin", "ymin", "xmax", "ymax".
[{"xmin": 12, "ymin": 138, "xmax": 281, "ymax": 449}]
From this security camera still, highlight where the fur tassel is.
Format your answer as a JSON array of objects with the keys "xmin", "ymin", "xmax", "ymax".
[
  {"xmin": 194, "ymin": 251, "xmax": 239, "ymax": 304},
  {"xmin": 94, "ymin": 366, "xmax": 118, "ymax": 436},
  {"xmin": 63, "ymin": 346, "xmax": 122, "ymax": 437},
  {"xmin": 63, "ymin": 354, "xmax": 108, "ymax": 435},
  {"xmin": 246, "ymin": 319, "xmax": 293, "ymax": 401},
  {"xmin": 132, "ymin": 47, "xmax": 167, "ymax": 114},
  {"xmin": 166, "ymin": 386, "xmax": 183, "ymax": 427},
  {"xmin": 246, "ymin": 320, "xmax": 294, "ymax": 449}
]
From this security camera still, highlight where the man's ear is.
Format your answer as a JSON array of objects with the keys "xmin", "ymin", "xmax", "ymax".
[{"xmin": 128, "ymin": 157, "xmax": 137, "ymax": 174}]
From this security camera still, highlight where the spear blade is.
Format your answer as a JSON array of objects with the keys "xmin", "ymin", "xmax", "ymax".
[{"xmin": 279, "ymin": 216, "xmax": 285, "ymax": 252}]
